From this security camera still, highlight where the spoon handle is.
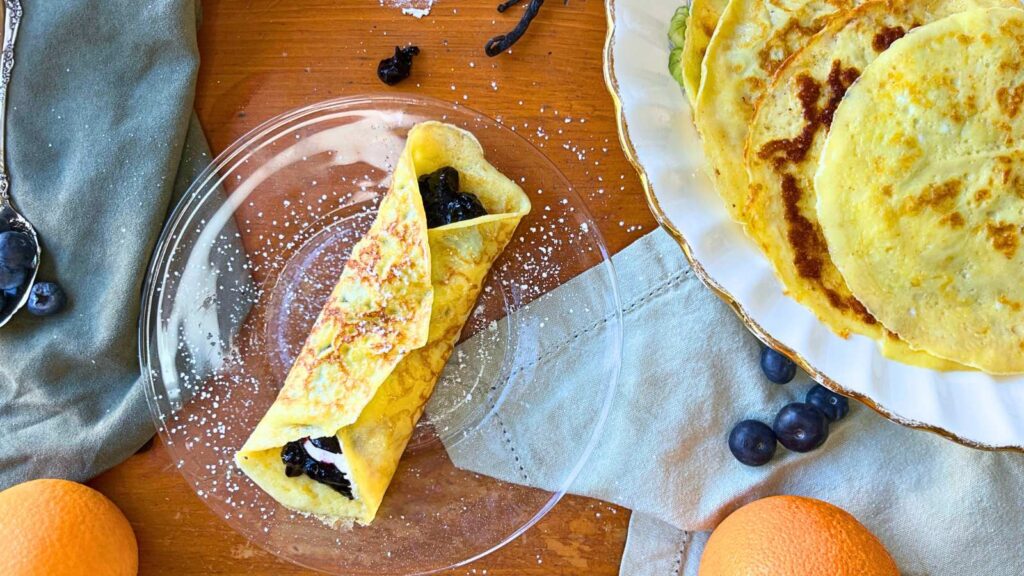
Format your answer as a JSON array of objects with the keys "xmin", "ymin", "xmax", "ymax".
[{"xmin": 0, "ymin": 0, "xmax": 22, "ymax": 205}]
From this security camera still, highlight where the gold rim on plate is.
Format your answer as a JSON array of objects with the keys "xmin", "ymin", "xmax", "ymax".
[{"xmin": 601, "ymin": 0, "xmax": 1023, "ymax": 453}]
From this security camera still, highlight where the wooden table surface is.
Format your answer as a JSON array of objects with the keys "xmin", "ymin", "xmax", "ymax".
[{"xmin": 89, "ymin": 1, "xmax": 657, "ymax": 574}]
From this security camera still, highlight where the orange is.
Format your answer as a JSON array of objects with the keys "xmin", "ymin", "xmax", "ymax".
[
  {"xmin": 0, "ymin": 479, "xmax": 138, "ymax": 576},
  {"xmin": 699, "ymin": 495, "xmax": 898, "ymax": 576}
]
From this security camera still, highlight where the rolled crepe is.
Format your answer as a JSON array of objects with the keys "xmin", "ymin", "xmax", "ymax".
[{"xmin": 235, "ymin": 121, "xmax": 531, "ymax": 525}]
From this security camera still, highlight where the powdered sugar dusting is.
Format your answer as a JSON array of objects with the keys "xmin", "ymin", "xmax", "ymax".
[
  {"xmin": 380, "ymin": 0, "xmax": 435, "ymax": 18},
  {"xmin": 142, "ymin": 99, "xmax": 620, "ymax": 572}
]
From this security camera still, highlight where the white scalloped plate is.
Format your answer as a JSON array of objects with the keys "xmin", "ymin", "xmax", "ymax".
[{"xmin": 604, "ymin": 0, "xmax": 1024, "ymax": 450}]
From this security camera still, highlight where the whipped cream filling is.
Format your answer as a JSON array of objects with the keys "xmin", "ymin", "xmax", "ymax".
[{"xmin": 303, "ymin": 438, "xmax": 359, "ymax": 501}]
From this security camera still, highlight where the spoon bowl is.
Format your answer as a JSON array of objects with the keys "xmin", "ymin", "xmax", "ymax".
[
  {"xmin": 0, "ymin": 0, "xmax": 37, "ymax": 326},
  {"xmin": 0, "ymin": 198, "xmax": 39, "ymax": 325}
]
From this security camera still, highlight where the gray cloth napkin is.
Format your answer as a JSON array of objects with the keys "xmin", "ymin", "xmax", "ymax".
[
  {"xmin": 437, "ymin": 228, "xmax": 1024, "ymax": 576},
  {"xmin": 0, "ymin": 0, "xmax": 204, "ymax": 487}
]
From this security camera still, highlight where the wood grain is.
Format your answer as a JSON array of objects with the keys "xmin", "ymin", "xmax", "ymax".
[{"xmin": 89, "ymin": 0, "xmax": 656, "ymax": 574}]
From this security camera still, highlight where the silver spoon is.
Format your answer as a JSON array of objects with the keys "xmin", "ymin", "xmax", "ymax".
[{"xmin": 0, "ymin": 0, "xmax": 38, "ymax": 327}]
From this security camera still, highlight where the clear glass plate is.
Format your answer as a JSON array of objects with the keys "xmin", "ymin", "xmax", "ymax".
[{"xmin": 139, "ymin": 94, "xmax": 622, "ymax": 575}]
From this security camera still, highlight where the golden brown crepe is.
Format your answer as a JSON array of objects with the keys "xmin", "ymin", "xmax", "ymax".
[
  {"xmin": 742, "ymin": 0, "xmax": 1013, "ymax": 369},
  {"xmin": 236, "ymin": 121, "xmax": 531, "ymax": 524},
  {"xmin": 816, "ymin": 7, "xmax": 1024, "ymax": 374},
  {"xmin": 694, "ymin": 0, "xmax": 859, "ymax": 223}
]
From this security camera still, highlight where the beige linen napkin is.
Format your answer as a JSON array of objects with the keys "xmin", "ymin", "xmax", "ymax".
[{"xmin": 433, "ymin": 228, "xmax": 1024, "ymax": 575}]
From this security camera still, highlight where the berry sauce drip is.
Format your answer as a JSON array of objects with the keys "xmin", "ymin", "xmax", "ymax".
[
  {"xmin": 377, "ymin": 45, "xmax": 420, "ymax": 86},
  {"xmin": 280, "ymin": 436, "xmax": 354, "ymax": 499},
  {"xmin": 418, "ymin": 167, "xmax": 488, "ymax": 228}
]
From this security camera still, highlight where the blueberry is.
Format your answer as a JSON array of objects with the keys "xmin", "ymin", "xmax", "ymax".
[
  {"xmin": 327, "ymin": 483, "xmax": 354, "ymax": 499},
  {"xmin": 418, "ymin": 166, "xmax": 489, "ymax": 228},
  {"xmin": 424, "ymin": 208, "xmax": 447, "ymax": 229},
  {"xmin": 281, "ymin": 440, "xmax": 306, "ymax": 466},
  {"xmin": 280, "ymin": 441, "xmax": 308, "ymax": 477},
  {"xmin": 304, "ymin": 460, "xmax": 353, "ymax": 498},
  {"xmin": 0, "ymin": 231, "xmax": 35, "ymax": 269},
  {"xmin": 1, "ymin": 286, "xmax": 16, "ymax": 310},
  {"xmin": 444, "ymin": 192, "xmax": 487, "ymax": 224},
  {"xmin": 310, "ymin": 435, "xmax": 342, "ymax": 454},
  {"xmin": 773, "ymin": 403, "xmax": 829, "ymax": 452},
  {"xmin": 760, "ymin": 347, "xmax": 797, "ymax": 384},
  {"xmin": 303, "ymin": 459, "xmax": 330, "ymax": 482},
  {"xmin": 806, "ymin": 384, "xmax": 850, "ymax": 422},
  {"xmin": 280, "ymin": 438, "xmax": 354, "ymax": 497},
  {"xmin": 428, "ymin": 166, "xmax": 460, "ymax": 195},
  {"xmin": 728, "ymin": 420, "xmax": 777, "ymax": 466},
  {"xmin": 0, "ymin": 265, "xmax": 26, "ymax": 291},
  {"xmin": 26, "ymin": 282, "xmax": 67, "ymax": 316},
  {"xmin": 419, "ymin": 168, "xmax": 456, "ymax": 206},
  {"xmin": 377, "ymin": 45, "xmax": 420, "ymax": 86}
]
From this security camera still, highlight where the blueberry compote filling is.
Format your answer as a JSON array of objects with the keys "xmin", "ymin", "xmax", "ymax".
[
  {"xmin": 281, "ymin": 436, "xmax": 354, "ymax": 500},
  {"xmin": 418, "ymin": 167, "xmax": 489, "ymax": 228}
]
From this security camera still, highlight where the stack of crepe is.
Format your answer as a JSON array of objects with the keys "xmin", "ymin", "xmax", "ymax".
[{"xmin": 679, "ymin": 0, "xmax": 1024, "ymax": 374}]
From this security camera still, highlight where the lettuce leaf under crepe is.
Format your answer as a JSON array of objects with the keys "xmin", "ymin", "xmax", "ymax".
[{"xmin": 236, "ymin": 121, "xmax": 531, "ymax": 524}]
